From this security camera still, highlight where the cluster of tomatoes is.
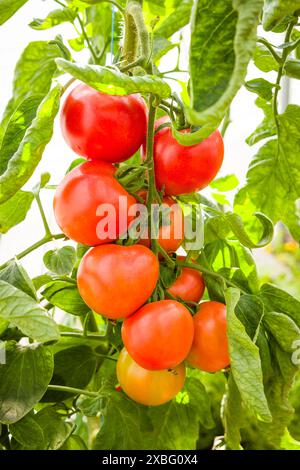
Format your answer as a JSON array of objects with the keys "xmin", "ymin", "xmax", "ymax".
[{"xmin": 53, "ymin": 82, "xmax": 229, "ymax": 406}]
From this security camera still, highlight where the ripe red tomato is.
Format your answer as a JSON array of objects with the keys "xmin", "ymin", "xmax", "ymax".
[
  {"xmin": 153, "ymin": 117, "xmax": 224, "ymax": 195},
  {"xmin": 53, "ymin": 160, "xmax": 137, "ymax": 246},
  {"xmin": 167, "ymin": 256, "xmax": 205, "ymax": 303},
  {"xmin": 61, "ymin": 83, "xmax": 147, "ymax": 163},
  {"xmin": 117, "ymin": 348, "xmax": 185, "ymax": 406},
  {"xmin": 77, "ymin": 244, "xmax": 159, "ymax": 319},
  {"xmin": 122, "ymin": 300, "xmax": 194, "ymax": 370},
  {"xmin": 138, "ymin": 195, "xmax": 184, "ymax": 252},
  {"xmin": 187, "ymin": 301, "xmax": 230, "ymax": 372}
]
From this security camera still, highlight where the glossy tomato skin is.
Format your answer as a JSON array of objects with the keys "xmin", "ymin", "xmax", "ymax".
[
  {"xmin": 53, "ymin": 160, "xmax": 137, "ymax": 246},
  {"xmin": 153, "ymin": 117, "xmax": 224, "ymax": 196},
  {"xmin": 139, "ymin": 195, "xmax": 184, "ymax": 252},
  {"xmin": 187, "ymin": 301, "xmax": 230, "ymax": 372},
  {"xmin": 61, "ymin": 83, "xmax": 147, "ymax": 163},
  {"xmin": 77, "ymin": 244, "xmax": 159, "ymax": 319},
  {"xmin": 122, "ymin": 300, "xmax": 194, "ymax": 370},
  {"xmin": 117, "ymin": 348, "xmax": 185, "ymax": 406},
  {"xmin": 168, "ymin": 256, "xmax": 205, "ymax": 303}
]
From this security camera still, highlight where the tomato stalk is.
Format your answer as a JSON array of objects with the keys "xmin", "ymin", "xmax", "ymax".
[
  {"xmin": 177, "ymin": 259, "xmax": 248, "ymax": 295},
  {"xmin": 47, "ymin": 385, "xmax": 99, "ymax": 398},
  {"xmin": 272, "ymin": 19, "xmax": 297, "ymax": 123},
  {"xmin": 0, "ymin": 234, "xmax": 66, "ymax": 271}
]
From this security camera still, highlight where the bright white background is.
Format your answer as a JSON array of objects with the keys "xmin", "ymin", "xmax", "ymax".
[{"xmin": 0, "ymin": 1, "xmax": 298, "ymax": 278}]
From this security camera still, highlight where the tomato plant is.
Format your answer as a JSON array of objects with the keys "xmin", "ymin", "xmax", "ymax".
[
  {"xmin": 53, "ymin": 160, "xmax": 137, "ymax": 246},
  {"xmin": 153, "ymin": 117, "xmax": 224, "ymax": 195},
  {"xmin": 167, "ymin": 256, "xmax": 205, "ymax": 303},
  {"xmin": 187, "ymin": 301, "xmax": 230, "ymax": 373},
  {"xmin": 122, "ymin": 299, "xmax": 194, "ymax": 370},
  {"xmin": 77, "ymin": 244, "xmax": 159, "ymax": 319},
  {"xmin": 0, "ymin": 0, "xmax": 300, "ymax": 453},
  {"xmin": 61, "ymin": 84, "xmax": 147, "ymax": 162},
  {"xmin": 116, "ymin": 348, "xmax": 186, "ymax": 406}
]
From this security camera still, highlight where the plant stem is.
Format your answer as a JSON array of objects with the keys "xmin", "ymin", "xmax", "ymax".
[
  {"xmin": 76, "ymin": 14, "xmax": 98, "ymax": 63},
  {"xmin": 62, "ymin": 77, "xmax": 75, "ymax": 95},
  {"xmin": 178, "ymin": 260, "xmax": 247, "ymax": 295},
  {"xmin": 94, "ymin": 353, "xmax": 117, "ymax": 362},
  {"xmin": 157, "ymin": 244, "xmax": 175, "ymax": 267},
  {"xmin": 0, "ymin": 234, "xmax": 66, "ymax": 270},
  {"xmin": 35, "ymin": 193, "xmax": 51, "ymax": 237},
  {"xmin": 257, "ymin": 37, "xmax": 282, "ymax": 64},
  {"xmin": 273, "ymin": 21, "xmax": 295, "ymax": 123},
  {"xmin": 47, "ymin": 384, "xmax": 98, "ymax": 398},
  {"xmin": 60, "ymin": 331, "xmax": 106, "ymax": 340},
  {"xmin": 221, "ymin": 107, "xmax": 231, "ymax": 137}
]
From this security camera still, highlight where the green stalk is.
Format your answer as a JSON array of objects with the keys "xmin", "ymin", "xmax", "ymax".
[
  {"xmin": 177, "ymin": 260, "xmax": 247, "ymax": 295},
  {"xmin": 47, "ymin": 384, "xmax": 98, "ymax": 398},
  {"xmin": 0, "ymin": 234, "xmax": 66, "ymax": 271}
]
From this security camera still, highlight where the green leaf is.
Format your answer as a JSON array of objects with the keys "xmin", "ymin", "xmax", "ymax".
[
  {"xmin": 253, "ymin": 45, "xmax": 279, "ymax": 73},
  {"xmin": 236, "ymin": 295, "xmax": 272, "ymax": 378},
  {"xmin": 42, "ymin": 280, "xmax": 89, "ymax": 316},
  {"xmin": 223, "ymin": 374, "xmax": 244, "ymax": 450},
  {"xmin": 262, "ymin": 0, "xmax": 300, "ymax": 31},
  {"xmin": 0, "ymin": 342, "xmax": 54, "ymax": 424},
  {"xmin": 56, "ymin": 59, "xmax": 171, "ymax": 98},
  {"xmin": 260, "ymin": 283, "xmax": 300, "ymax": 328},
  {"xmin": 263, "ymin": 312, "xmax": 300, "ymax": 353},
  {"xmin": 246, "ymin": 97, "xmax": 276, "ymax": 146},
  {"xmin": 280, "ymin": 430, "xmax": 300, "ymax": 450},
  {"xmin": 0, "ymin": 41, "xmax": 65, "ymax": 138},
  {"xmin": 245, "ymin": 78, "xmax": 275, "ymax": 101},
  {"xmin": 60, "ymin": 434, "xmax": 87, "ymax": 450},
  {"xmin": 43, "ymin": 247, "xmax": 77, "ymax": 276},
  {"xmin": 0, "ymin": 280, "xmax": 60, "ymax": 343},
  {"xmin": 226, "ymin": 212, "xmax": 274, "ymax": 248},
  {"xmin": 32, "ymin": 274, "xmax": 54, "ymax": 291},
  {"xmin": 204, "ymin": 211, "xmax": 274, "ymax": 249},
  {"xmin": 246, "ymin": 342, "xmax": 297, "ymax": 449},
  {"xmin": 284, "ymin": 59, "xmax": 300, "ymax": 80},
  {"xmin": 93, "ymin": 393, "xmax": 151, "ymax": 450},
  {"xmin": 9, "ymin": 414, "xmax": 45, "ymax": 449},
  {"xmin": 0, "ymin": 96, "xmax": 42, "ymax": 176},
  {"xmin": 0, "ymin": 190, "xmax": 34, "ymax": 233},
  {"xmin": 237, "ymin": 105, "xmax": 300, "ymax": 242},
  {"xmin": 44, "ymin": 346, "xmax": 97, "ymax": 402},
  {"xmin": 180, "ymin": 0, "xmax": 263, "ymax": 144},
  {"xmin": 0, "ymin": 261, "xmax": 36, "ymax": 299},
  {"xmin": 0, "ymin": 0, "xmax": 28, "ymax": 25},
  {"xmin": 10, "ymin": 407, "xmax": 72, "ymax": 450},
  {"xmin": 0, "ymin": 85, "xmax": 61, "ymax": 204},
  {"xmin": 30, "ymin": 8, "xmax": 76, "ymax": 30},
  {"xmin": 210, "ymin": 174, "xmax": 239, "ymax": 192},
  {"xmin": 154, "ymin": 0, "xmax": 193, "ymax": 38},
  {"xmin": 143, "ymin": 377, "xmax": 213, "ymax": 450},
  {"xmin": 32, "ymin": 173, "xmax": 51, "ymax": 196},
  {"xmin": 225, "ymin": 288, "xmax": 271, "ymax": 422}
]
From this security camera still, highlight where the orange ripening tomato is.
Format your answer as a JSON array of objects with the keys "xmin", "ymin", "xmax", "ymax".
[
  {"xmin": 122, "ymin": 300, "xmax": 194, "ymax": 370},
  {"xmin": 77, "ymin": 244, "xmax": 159, "ymax": 319},
  {"xmin": 167, "ymin": 256, "xmax": 205, "ymax": 303},
  {"xmin": 152, "ymin": 117, "xmax": 224, "ymax": 196},
  {"xmin": 187, "ymin": 301, "xmax": 230, "ymax": 372},
  {"xmin": 53, "ymin": 160, "xmax": 137, "ymax": 246},
  {"xmin": 61, "ymin": 83, "xmax": 147, "ymax": 163},
  {"xmin": 138, "ymin": 193, "xmax": 184, "ymax": 252},
  {"xmin": 117, "ymin": 348, "xmax": 186, "ymax": 406}
]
